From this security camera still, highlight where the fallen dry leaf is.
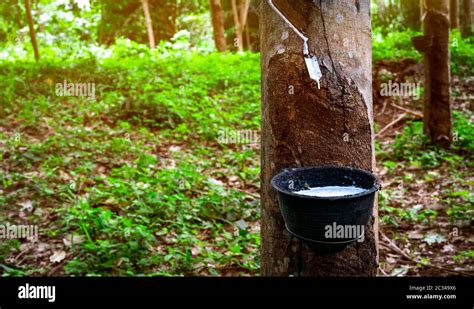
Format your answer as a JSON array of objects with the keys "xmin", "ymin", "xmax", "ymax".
[
  {"xmin": 19, "ymin": 200, "xmax": 33, "ymax": 212},
  {"xmin": 63, "ymin": 235, "xmax": 85, "ymax": 247},
  {"xmin": 49, "ymin": 250, "xmax": 66, "ymax": 263}
]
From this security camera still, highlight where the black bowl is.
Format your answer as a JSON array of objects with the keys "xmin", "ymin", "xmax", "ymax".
[
  {"xmin": 271, "ymin": 165, "xmax": 380, "ymax": 254},
  {"xmin": 411, "ymin": 35, "xmax": 433, "ymax": 53}
]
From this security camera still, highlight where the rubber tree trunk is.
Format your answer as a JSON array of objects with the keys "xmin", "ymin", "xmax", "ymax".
[
  {"xmin": 260, "ymin": 0, "xmax": 377, "ymax": 276},
  {"xmin": 423, "ymin": 0, "xmax": 452, "ymax": 148},
  {"xmin": 450, "ymin": 0, "xmax": 460, "ymax": 28},
  {"xmin": 141, "ymin": 0, "xmax": 156, "ymax": 49},
  {"xmin": 461, "ymin": 0, "xmax": 472, "ymax": 36},
  {"xmin": 231, "ymin": 0, "xmax": 250, "ymax": 52},
  {"xmin": 210, "ymin": 0, "xmax": 227, "ymax": 52},
  {"xmin": 25, "ymin": 0, "xmax": 40, "ymax": 61},
  {"xmin": 421, "ymin": 0, "xmax": 426, "ymax": 28}
]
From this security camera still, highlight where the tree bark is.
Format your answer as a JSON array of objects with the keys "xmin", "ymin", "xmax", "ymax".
[
  {"xmin": 423, "ymin": 0, "xmax": 452, "ymax": 148},
  {"xmin": 231, "ymin": 0, "xmax": 243, "ymax": 51},
  {"xmin": 421, "ymin": 0, "xmax": 426, "ymax": 29},
  {"xmin": 231, "ymin": 0, "xmax": 250, "ymax": 52},
  {"xmin": 239, "ymin": 0, "xmax": 250, "ymax": 31},
  {"xmin": 210, "ymin": 0, "xmax": 227, "ymax": 52},
  {"xmin": 141, "ymin": 0, "xmax": 156, "ymax": 49},
  {"xmin": 260, "ymin": 0, "xmax": 377, "ymax": 276},
  {"xmin": 461, "ymin": 0, "xmax": 472, "ymax": 36},
  {"xmin": 450, "ymin": 0, "xmax": 460, "ymax": 28},
  {"xmin": 25, "ymin": 0, "xmax": 40, "ymax": 61},
  {"xmin": 245, "ymin": 23, "xmax": 251, "ymax": 50}
]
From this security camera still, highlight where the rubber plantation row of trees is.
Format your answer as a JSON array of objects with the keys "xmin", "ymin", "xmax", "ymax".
[
  {"xmin": 1, "ymin": 0, "xmax": 472, "ymax": 276},
  {"xmin": 7, "ymin": 0, "xmax": 260, "ymax": 62},
  {"xmin": 373, "ymin": 0, "xmax": 472, "ymax": 36},
  {"xmin": 8, "ymin": 0, "xmax": 473, "ymax": 60}
]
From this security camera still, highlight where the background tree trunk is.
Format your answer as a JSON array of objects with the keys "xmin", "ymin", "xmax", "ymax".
[
  {"xmin": 450, "ymin": 0, "xmax": 460, "ymax": 28},
  {"xmin": 210, "ymin": 0, "xmax": 227, "ymax": 52},
  {"xmin": 421, "ymin": 0, "xmax": 426, "ymax": 28},
  {"xmin": 245, "ymin": 23, "xmax": 251, "ymax": 50},
  {"xmin": 260, "ymin": 0, "xmax": 378, "ymax": 276},
  {"xmin": 423, "ymin": 0, "xmax": 452, "ymax": 148},
  {"xmin": 231, "ymin": 0, "xmax": 249, "ymax": 51},
  {"xmin": 141, "ymin": 0, "xmax": 156, "ymax": 49},
  {"xmin": 239, "ymin": 0, "xmax": 250, "ymax": 34},
  {"xmin": 461, "ymin": 0, "xmax": 472, "ymax": 36},
  {"xmin": 231, "ymin": 0, "xmax": 242, "ymax": 51},
  {"xmin": 24, "ymin": 0, "xmax": 40, "ymax": 61}
]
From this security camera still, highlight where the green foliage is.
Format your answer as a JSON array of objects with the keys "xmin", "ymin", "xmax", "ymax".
[
  {"xmin": 0, "ymin": 46, "xmax": 260, "ymax": 276},
  {"xmin": 451, "ymin": 30, "xmax": 474, "ymax": 76},
  {"xmin": 378, "ymin": 113, "xmax": 474, "ymax": 227},
  {"xmin": 0, "ymin": 0, "xmax": 215, "ymax": 63},
  {"xmin": 453, "ymin": 110, "xmax": 474, "ymax": 152},
  {"xmin": 453, "ymin": 250, "xmax": 474, "ymax": 261},
  {"xmin": 1, "ymin": 0, "xmax": 472, "ymax": 276},
  {"xmin": 382, "ymin": 112, "xmax": 473, "ymax": 165},
  {"xmin": 373, "ymin": 28, "xmax": 422, "ymax": 61},
  {"xmin": 373, "ymin": 28, "xmax": 474, "ymax": 76},
  {"xmin": 371, "ymin": 1, "xmax": 405, "ymax": 34}
]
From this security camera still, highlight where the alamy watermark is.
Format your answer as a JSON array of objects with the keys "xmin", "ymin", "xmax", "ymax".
[
  {"xmin": 55, "ymin": 80, "xmax": 95, "ymax": 99},
  {"xmin": 0, "ymin": 223, "xmax": 38, "ymax": 242},
  {"xmin": 217, "ymin": 128, "xmax": 260, "ymax": 148},
  {"xmin": 380, "ymin": 80, "xmax": 422, "ymax": 100},
  {"xmin": 325, "ymin": 222, "xmax": 365, "ymax": 242},
  {"xmin": 18, "ymin": 283, "xmax": 55, "ymax": 303}
]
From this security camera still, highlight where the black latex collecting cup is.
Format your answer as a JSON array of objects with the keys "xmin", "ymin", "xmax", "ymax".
[{"xmin": 271, "ymin": 165, "xmax": 380, "ymax": 254}]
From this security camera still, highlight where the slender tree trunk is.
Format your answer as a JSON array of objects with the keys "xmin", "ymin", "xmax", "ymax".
[
  {"xmin": 141, "ymin": 0, "xmax": 156, "ymax": 49},
  {"xmin": 423, "ymin": 0, "xmax": 452, "ymax": 148},
  {"xmin": 239, "ymin": 0, "xmax": 250, "ymax": 31},
  {"xmin": 461, "ymin": 0, "xmax": 472, "ymax": 36},
  {"xmin": 231, "ymin": 0, "xmax": 243, "ymax": 51},
  {"xmin": 231, "ymin": 0, "xmax": 250, "ymax": 52},
  {"xmin": 210, "ymin": 0, "xmax": 227, "ymax": 52},
  {"xmin": 450, "ymin": 0, "xmax": 460, "ymax": 28},
  {"xmin": 260, "ymin": 0, "xmax": 377, "ymax": 276},
  {"xmin": 245, "ymin": 23, "xmax": 251, "ymax": 50},
  {"xmin": 24, "ymin": 0, "xmax": 40, "ymax": 61},
  {"xmin": 421, "ymin": 0, "xmax": 426, "ymax": 28}
]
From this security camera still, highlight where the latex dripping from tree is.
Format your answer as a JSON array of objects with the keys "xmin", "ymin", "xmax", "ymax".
[{"xmin": 267, "ymin": 0, "xmax": 323, "ymax": 89}]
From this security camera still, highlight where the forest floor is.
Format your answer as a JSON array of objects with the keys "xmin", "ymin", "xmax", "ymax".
[
  {"xmin": 0, "ymin": 52, "xmax": 262, "ymax": 276},
  {"xmin": 374, "ymin": 59, "xmax": 473, "ymax": 276},
  {"xmin": 0, "ymin": 49, "xmax": 472, "ymax": 276}
]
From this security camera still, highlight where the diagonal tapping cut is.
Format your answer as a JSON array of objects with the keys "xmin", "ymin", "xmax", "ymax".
[{"xmin": 267, "ymin": 0, "xmax": 322, "ymax": 88}]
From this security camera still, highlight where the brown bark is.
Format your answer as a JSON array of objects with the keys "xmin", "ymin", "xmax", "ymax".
[
  {"xmin": 245, "ymin": 23, "xmax": 251, "ymax": 50},
  {"xmin": 239, "ymin": 0, "xmax": 250, "ymax": 29},
  {"xmin": 450, "ymin": 0, "xmax": 460, "ymax": 28},
  {"xmin": 260, "ymin": 0, "xmax": 377, "ymax": 276},
  {"xmin": 423, "ymin": 0, "xmax": 452, "ymax": 148},
  {"xmin": 231, "ymin": 0, "xmax": 250, "ymax": 52},
  {"xmin": 421, "ymin": 0, "xmax": 426, "ymax": 28},
  {"xmin": 210, "ymin": 0, "xmax": 227, "ymax": 52},
  {"xmin": 461, "ymin": 0, "xmax": 472, "ymax": 36},
  {"xmin": 25, "ymin": 0, "xmax": 40, "ymax": 61},
  {"xmin": 141, "ymin": 0, "xmax": 156, "ymax": 49}
]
